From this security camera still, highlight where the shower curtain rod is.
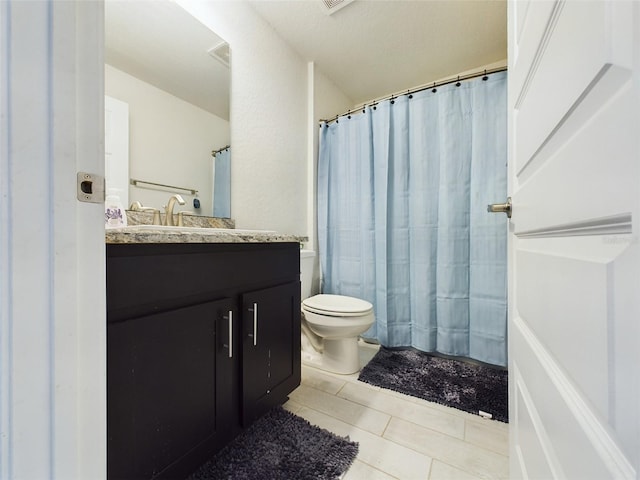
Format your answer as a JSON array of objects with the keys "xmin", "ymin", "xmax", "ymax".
[
  {"xmin": 320, "ymin": 66, "xmax": 508, "ymax": 125},
  {"xmin": 211, "ymin": 145, "xmax": 230, "ymax": 156}
]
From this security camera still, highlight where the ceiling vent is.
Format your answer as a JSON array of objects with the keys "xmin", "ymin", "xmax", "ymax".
[
  {"xmin": 320, "ymin": 0, "xmax": 355, "ymax": 15},
  {"xmin": 208, "ymin": 41, "xmax": 230, "ymax": 68}
]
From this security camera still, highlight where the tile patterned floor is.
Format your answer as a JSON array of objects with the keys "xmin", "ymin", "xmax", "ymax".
[{"xmin": 284, "ymin": 342, "xmax": 509, "ymax": 480}]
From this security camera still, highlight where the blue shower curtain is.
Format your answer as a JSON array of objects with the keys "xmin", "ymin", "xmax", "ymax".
[
  {"xmin": 318, "ymin": 71, "xmax": 507, "ymax": 366},
  {"xmin": 213, "ymin": 147, "xmax": 231, "ymax": 218}
]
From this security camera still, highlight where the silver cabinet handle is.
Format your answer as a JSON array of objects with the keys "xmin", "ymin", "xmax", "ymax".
[
  {"xmin": 487, "ymin": 197, "xmax": 512, "ymax": 218},
  {"xmin": 248, "ymin": 302, "xmax": 258, "ymax": 346},
  {"xmin": 223, "ymin": 311, "xmax": 233, "ymax": 358}
]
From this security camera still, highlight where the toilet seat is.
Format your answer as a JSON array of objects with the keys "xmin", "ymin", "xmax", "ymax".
[{"xmin": 302, "ymin": 294, "xmax": 373, "ymax": 317}]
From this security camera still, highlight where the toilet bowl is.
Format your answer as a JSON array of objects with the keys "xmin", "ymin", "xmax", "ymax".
[
  {"xmin": 299, "ymin": 250, "xmax": 375, "ymax": 375},
  {"xmin": 302, "ymin": 294, "xmax": 374, "ymax": 374}
]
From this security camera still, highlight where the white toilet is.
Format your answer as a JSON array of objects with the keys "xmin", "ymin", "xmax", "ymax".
[{"xmin": 300, "ymin": 250, "xmax": 375, "ymax": 374}]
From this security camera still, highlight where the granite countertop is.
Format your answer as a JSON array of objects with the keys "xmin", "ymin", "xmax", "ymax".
[
  {"xmin": 105, "ymin": 226, "xmax": 307, "ymax": 245},
  {"xmin": 107, "ymin": 211, "xmax": 307, "ymax": 245}
]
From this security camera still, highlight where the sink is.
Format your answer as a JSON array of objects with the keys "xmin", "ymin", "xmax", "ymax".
[{"xmin": 120, "ymin": 225, "xmax": 277, "ymax": 235}]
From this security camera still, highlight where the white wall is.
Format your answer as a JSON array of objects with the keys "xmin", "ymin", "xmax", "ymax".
[
  {"xmin": 176, "ymin": 5, "xmax": 503, "ymax": 244},
  {"xmin": 314, "ymin": 68, "xmax": 354, "ymax": 122},
  {"xmin": 178, "ymin": 1, "xmax": 310, "ymax": 235},
  {"xmin": 105, "ymin": 64, "xmax": 229, "ymax": 217}
]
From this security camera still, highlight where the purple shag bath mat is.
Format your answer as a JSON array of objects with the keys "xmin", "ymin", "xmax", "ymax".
[
  {"xmin": 358, "ymin": 347, "xmax": 508, "ymax": 422},
  {"xmin": 188, "ymin": 406, "xmax": 358, "ymax": 479}
]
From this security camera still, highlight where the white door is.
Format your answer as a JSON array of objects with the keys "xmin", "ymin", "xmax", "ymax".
[
  {"xmin": 508, "ymin": 1, "xmax": 639, "ymax": 478},
  {"xmin": 0, "ymin": 1, "xmax": 106, "ymax": 479}
]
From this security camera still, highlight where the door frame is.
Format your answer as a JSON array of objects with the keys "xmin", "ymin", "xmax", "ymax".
[{"xmin": 0, "ymin": 1, "xmax": 106, "ymax": 478}]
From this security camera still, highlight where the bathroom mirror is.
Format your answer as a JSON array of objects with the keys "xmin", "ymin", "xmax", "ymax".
[{"xmin": 104, "ymin": 0, "xmax": 231, "ymax": 218}]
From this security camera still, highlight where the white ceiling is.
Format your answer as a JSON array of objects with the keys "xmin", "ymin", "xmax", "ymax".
[
  {"xmin": 104, "ymin": 0, "xmax": 506, "ymax": 120},
  {"xmin": 248, "ymin": 0, "xmax": 507, "ymax": 106}
]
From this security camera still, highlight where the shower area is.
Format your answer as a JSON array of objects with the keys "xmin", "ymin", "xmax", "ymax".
[
  {"xmin": 212, "ymin": 145, "xmax": 231, "ymax": 218},
  {"xmin": 317, "ymin": 70, "xmax": 508, "ymax": 367}
]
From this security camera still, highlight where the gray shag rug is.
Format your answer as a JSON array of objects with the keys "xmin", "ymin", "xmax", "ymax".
[
  {"xmin": 188, "ymin": 406, "xmax": 358, "ymax": 480},
  {"xmin": 358, "ymin": 347, "xmax": 508, "ymax": 423}
]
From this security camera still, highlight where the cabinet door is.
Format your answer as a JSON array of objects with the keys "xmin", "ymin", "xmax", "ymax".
[
  {"xmin": 107, "ymin": 298, "xmax": 234, "ymax": 480},
  {"xmin": 242, "ymin": 281, "xmax": 300, "ymax": 426}
]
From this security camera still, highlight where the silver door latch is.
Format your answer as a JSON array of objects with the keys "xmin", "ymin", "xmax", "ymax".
[{"xmin": 77, "ymin": 172, "xmax": 105, "ymax": 203}]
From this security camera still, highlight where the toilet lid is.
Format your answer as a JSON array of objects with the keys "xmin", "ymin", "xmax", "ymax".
[{"xmin": 302, "ymin": 294, "xmax": 373, "ymax": 316}]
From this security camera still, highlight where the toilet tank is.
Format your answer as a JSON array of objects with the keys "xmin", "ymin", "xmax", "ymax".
[{"xmin": 300, "ymin": 250, "xmax": 316, "ymax": 300}]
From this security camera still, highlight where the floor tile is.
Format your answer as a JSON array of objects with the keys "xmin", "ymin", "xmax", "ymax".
[
  {"xmin": 428, "ymin": 460, "xmax": 484, "ymax": 480},
  {"xmin": 343, "ymin": 459, "xmax": 399, "ymax": 480},
  {"xmin": 297, "ymin": 406, "xmax": 432, "ymax": 480},
  {"xmin": 289, "ymin": 384, "xmax": 391, "ymax": 435},
  {"xmin": 464, "ymin": 418, "xmax": 509, "ymax": 456},
  {"xmin": 301, "ymin": 366, "xmax": 348, "ymax": 395},
  {"xmin": 338, "ymin": 381, "xmax": 465, "ymax": 439},
  {"xmin": 288, "ymin": 345, "xmax": 509, "ymax": 480},
  {"xmin": 282, "ymin": 398, "xmax": 303, "ymax": 415},
  {"xmin": 383, "ymin": 417, "xmax": 509, "ymax": 479},
  {"xmin": 381, "ymin": 387, "xmax": 484, "ymax": 422}
]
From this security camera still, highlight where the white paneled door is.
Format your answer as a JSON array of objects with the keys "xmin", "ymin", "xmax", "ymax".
[{"xmin": 507, "ymin": 1, "xmax": 639, "ymax": 478}]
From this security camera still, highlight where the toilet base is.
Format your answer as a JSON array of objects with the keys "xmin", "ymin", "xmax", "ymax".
[{"xmin": 301, "ymin": 334, "xmax": 361, "ymax": 375}]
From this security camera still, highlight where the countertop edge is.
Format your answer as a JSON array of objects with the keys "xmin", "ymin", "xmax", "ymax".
[{"xmin": 105, "ymin": 230, "xmax": 307, "ymax": 244}]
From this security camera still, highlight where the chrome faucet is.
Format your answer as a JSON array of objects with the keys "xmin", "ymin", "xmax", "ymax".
[{"xmin": 164, "ymin": 194, "xmax": 185, "ymax": 226}]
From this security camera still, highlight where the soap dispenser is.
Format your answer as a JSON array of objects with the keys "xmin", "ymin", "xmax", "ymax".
[{"xmin": 105, "ymin": 188, "xmax": 128, "ymax": 229}]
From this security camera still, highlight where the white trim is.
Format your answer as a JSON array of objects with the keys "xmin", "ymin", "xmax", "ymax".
[
  {"xmin": 307, "ymin": 61, "xmax": 316, "ymax": 251},
  {"xmin": 512, "ymin": 361, "xmax": 567, "ymax": 479},
  {"xmin": 74, "ymin": 1, "xmax": 106, "ymax": 478},
  {"xmin": 0, "ymin": 4, "xmax": 13, "ymax": 479},
  {"xmin": 514, "ymin": 0, "xmax": 565, "ymax": 111},
  {"xmin": 516, "ymin": 213, "xmax": 632, "ymax": 238}
]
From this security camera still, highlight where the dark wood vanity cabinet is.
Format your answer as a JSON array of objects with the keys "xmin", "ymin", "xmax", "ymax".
[
  {"xmin": 107, "ymin": 242, "xmax": 301, "ymax": 480},
  {"xmin": 241, "ymin": 281, "xmax": 300, "ymax": 427},
  {"xmin": 107, "ymin": 299, "xmax": 234, "ymax": 480}
]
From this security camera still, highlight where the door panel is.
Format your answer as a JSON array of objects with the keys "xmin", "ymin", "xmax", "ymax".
[
  {"xmin": 513, "ymin": 383, "xmax": 556, "ymax": 480},
  {"xmin": 514, "ymin": 69, "xmax": 634, "ymax": 234},
  {"xmin": 512, "ymin": 330, "xmax": 620, "ymax": 479},
  {"xmin": 513, "ymin": 1, "xmax": 616, "ymax": 176},
  {"xmin": 517, "ymin": 246, "xmax": 610, "ymax": 414},
  {"xmin": 508, "ymin": 0, "xmax": 639, "ymax": 478},
  {"xmin": 241, "ymin": 281, "xmax": 300, "ymax": 426}
]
